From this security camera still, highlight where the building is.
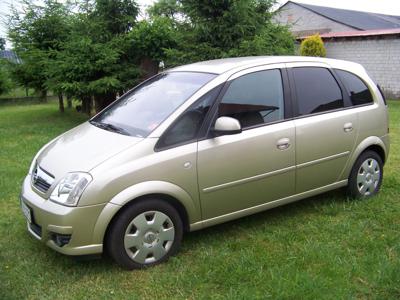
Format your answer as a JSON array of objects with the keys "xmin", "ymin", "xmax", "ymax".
[
  {"xmin": 0, "ymin": 50, "xmax": 21, "ymax": 64},
  {"xmin": 275, "ymin": 1, "xmax": 400, "ymax": 99}
]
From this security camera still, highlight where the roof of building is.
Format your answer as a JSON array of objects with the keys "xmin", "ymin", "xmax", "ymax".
[
  {"xmin": 300, "ymin": 28, "xmax": 400, "ymax": 40},
  {"xmin": 171, "ymin": 56, "xmax": 362, "ymax": 74},
  {"xmin": 0, "ymin": 50, "xmax": 21, "ymax": 64},
  {"xmin": 281, "ymin": 1, "xmax": 400, "ymax": 30}
]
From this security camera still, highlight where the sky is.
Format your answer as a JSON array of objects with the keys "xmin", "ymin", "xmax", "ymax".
[{"xmin": 1, "ymin": 0, "xmax": 400, "ymax": 48}]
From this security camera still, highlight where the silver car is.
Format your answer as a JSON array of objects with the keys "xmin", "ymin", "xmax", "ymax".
[{"xmin": 20, "ymin": 56, "xmax": 389, "ymax": 269}]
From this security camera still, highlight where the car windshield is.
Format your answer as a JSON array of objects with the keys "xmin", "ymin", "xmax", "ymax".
[{"xmin": 91, "ymin": 72, "xmax": 216, "ymax": 137}]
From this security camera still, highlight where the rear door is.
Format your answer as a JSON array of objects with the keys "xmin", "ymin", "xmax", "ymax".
[
  {"xmin": 287, "ymin": 63, "xmax": 358, "ymax": 193},
  {"xmin": 197, "ymin": 65, "xmax": 296, "ymax": 220}
]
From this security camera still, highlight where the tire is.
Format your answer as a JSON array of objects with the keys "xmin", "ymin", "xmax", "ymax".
[
  {"xmin": 348, "ymin": 150, "xmax": 383, "ymax": 198},
  {"xmin": 106, "ymin": 199, "xmax": 183, "ymax": 269}
]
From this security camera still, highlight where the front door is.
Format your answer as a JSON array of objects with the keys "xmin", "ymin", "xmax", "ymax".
[{"xmin": 197, "ymin": 67, "xmax": 296, "ymax": 220}]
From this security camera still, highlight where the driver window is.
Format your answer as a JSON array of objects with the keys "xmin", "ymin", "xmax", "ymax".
[
  {"xmin": 218, "ymin": 69, "xmax": 284, "ymax": 128},
  {"xmin": 157, "ymin": 86, "xmax": 221, "ymax": 149}
]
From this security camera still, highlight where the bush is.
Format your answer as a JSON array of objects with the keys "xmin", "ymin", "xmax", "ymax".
[{"xmin": 300, "ymin": 34, "xmax": 326, "ymax": 57}]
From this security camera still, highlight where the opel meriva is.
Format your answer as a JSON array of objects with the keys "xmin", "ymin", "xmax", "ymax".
[{"xmin": 20, "ymin": 57, "xmax": 389, "ymax": 269}]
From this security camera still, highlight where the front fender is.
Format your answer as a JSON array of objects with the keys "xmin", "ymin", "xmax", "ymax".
[
  {"xmin": 340, "ymin": 136, "xmax": 388, "ymax": 180},
  {"xmin": 91, "ymin": 181, "xmax": 200, "ymax": 244}
]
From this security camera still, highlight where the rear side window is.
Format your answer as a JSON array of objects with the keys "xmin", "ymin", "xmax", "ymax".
[
  {"xmin": 218, "ymin": 69, "xmax": 285, "ymax": 128},
  {"xmin": 335, "ymin": 69, "xmax": 374, "ymax": 106},
  {"xmin": 293, "ymin": 67, "xmax": 344, "ymax": 116}
]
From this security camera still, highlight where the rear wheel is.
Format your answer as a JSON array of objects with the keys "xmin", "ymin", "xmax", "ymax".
[
  {"xmin": 106, "ymin": 199, "xmax": 183, "ymax": 269},
  {"xmin": 348, "ymin": 150, "xmax": 383, "ymax": 198}
]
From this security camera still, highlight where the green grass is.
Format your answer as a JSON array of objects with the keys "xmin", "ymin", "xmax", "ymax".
[
  {"xmin": 0, "ymin": 87, "xmax": 37, "ymax": 99},
  {"xmin": 1, "ymin": 102, "xmax": 399, "ymax": 299}
]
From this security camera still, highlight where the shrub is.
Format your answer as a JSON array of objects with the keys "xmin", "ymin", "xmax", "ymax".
[{"xmin": 300, "ymin": 34, "xmax": 326, "ymax": 57}]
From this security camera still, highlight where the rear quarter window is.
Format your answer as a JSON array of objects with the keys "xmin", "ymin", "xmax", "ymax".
[{"xmin": 335, "ymin": 69, "xmax": 374, "ymax": 106}]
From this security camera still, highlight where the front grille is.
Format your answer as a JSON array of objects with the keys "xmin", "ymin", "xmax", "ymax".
[
  {"xmin": 32, "ymin": 165, "xmax": 54, "ymax": 193},
  {"xmin": 33, "ymin": 177, "xmax": 51, "ymax": 192}
]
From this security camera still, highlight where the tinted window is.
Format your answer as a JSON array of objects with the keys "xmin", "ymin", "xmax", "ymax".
[
  {"xmin": 335, "ymin": 69, "xmax": 374, "ymax": 106},
  {"xmin": 293, "ymin": 67, "xmax": 343, "ymax": 115},
  {"xmin": 157, "ymin": 86, "xmax": 221, "ymax": 148},
  {"xmin": 218, "ymin": 69, "xmax": 284, "ymax": 128},
  {"xmin": 92, "ymin": 72, "xmax": 216, "ymax": 138}
]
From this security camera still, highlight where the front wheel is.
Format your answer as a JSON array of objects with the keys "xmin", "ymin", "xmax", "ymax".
[
  {"xmin": 106, "ymin": 199, "xmax": 183, "ymax": 269},
  {"xmin": 348, "ymin": 150, "xmax": 383, "ymax": 198}
]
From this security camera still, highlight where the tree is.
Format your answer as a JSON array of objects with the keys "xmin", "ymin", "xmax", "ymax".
[
  {"xmin": 5, "ymin": 0, "xmax": 294, "ymax": 114},
  {"xmin": 129, "ymin": 17, "xmax": 177, "ymax": 79},
  {"xmin": 0, "ymin": 38, "xmax": 5, "ymax": 50},
  {"xmin": 51, "ymin": 30, "xmax": 124, "ymax": 113},
  {"xmin": 8, "ymin": 0, "xmax": 71, "ymax": 109},
  {"xmin": 92, "ymin": 0, "xmax": 138, "ymax": 35},
  {"xmin": 147, "ymin": 0, "xmax": 183, "ymax": 21},
  {"xmin": 300, "ymin": 34, "xmax": 326, "ymax": 57},
  {"xmin": 148, "ymin": 0, "xmax": 295, "ymax": 66},
  {"xmin": 48, "ymin": 0, "xmax": 141, "ymax": 114}
]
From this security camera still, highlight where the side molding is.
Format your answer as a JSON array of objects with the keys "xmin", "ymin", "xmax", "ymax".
[{"xmin": 191, "ymin": 180, "xmax": 348, "ymax": 231}]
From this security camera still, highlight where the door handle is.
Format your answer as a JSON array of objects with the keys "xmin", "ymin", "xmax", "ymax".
[
  {"xmin": 344, "ymin": 122, "xmax": 353, "ymax": 133},
  {"xmin": 277, "ymin": 138, "xmax": 290, "ymax": 150}
]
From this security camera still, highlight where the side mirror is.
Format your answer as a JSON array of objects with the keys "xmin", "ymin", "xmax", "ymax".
[{"xmin": 212, "ymin": 116, "xmax": 242, "ymax": 136}]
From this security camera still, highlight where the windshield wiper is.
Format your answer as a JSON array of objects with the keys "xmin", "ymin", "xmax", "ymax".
[{"xmin": 90, "ymin": 120, "xmax": 131, "ymax": 136}]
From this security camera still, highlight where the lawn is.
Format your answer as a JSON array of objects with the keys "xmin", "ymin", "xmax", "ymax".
[
  {"xmin": 0, "ymin": 87, "xmax": 36, "ymax": 99},
  {"xmin": 0, "ymin": 101, "xmax": 399, "ymax": 299}
]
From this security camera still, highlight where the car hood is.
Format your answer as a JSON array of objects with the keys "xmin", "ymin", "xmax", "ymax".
[{"xmin": 37, "ymin": 122, "xmax": 143, "ymax": 179}]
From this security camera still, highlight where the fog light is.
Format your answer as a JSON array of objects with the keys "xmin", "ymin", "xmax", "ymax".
[{"xmin": 51, "ymin": 233, "xmax": 72, "ymax": 247}]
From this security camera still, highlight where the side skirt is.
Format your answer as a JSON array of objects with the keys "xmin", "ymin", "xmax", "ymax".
[{"xmin": 189, "ymin": 180, "xmax": 348, "ymax": 231}]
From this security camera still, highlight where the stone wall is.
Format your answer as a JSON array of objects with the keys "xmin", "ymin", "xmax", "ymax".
[{"xmin": 324, "ymin": 36, "xmax": 400, "ymax": 99}]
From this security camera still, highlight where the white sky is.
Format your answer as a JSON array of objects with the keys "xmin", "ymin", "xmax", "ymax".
[{"xmin": 1, "ymin": 0, "xmax": 400, "ymax": 48}]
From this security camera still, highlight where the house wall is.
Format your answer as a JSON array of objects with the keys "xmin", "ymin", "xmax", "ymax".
[
  {"xmin": 274, "ymin": 2, "xmax": 355, "ymax": 36},
  {"xmin": 324, "ymin": 36, "xmax": 400, "ymax": 99}
]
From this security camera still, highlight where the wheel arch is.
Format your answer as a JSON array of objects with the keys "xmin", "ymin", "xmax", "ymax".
[
  {"xmin": 341, "ymin": 136, "xmax": 388, "ymax": 180},
  {"xmin": 91, "ymin": 181, "xmax": 200, "ymax": 246},
  {"xmin": 362, "ymin": 144, "xmax": 386, "ymax": 164}
]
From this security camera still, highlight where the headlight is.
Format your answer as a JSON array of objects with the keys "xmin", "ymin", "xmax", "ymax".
[{"xmin": 50, "ymin": 172, "xmax": 92, "ymax": 206}]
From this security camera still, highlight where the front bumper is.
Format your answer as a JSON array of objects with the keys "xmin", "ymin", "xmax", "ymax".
[{"xmin": 20, "ymin": 175, "xmax": 107, "ymax": 256}]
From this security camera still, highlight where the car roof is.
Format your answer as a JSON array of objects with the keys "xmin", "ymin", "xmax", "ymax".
[{"xmin": 170, "ymin": 56, "xmax": 361, "ymax": 75}]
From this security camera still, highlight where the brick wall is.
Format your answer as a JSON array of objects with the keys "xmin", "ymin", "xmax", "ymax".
[{"xmin": 324, "ymin": 36, "xmax": 400, "ymax": 99}]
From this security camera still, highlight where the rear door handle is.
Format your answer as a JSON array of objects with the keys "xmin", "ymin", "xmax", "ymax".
[
  {"xmin": 277, "ymin": 138, "xmax": 290, "ymax": 150},
  {"xmin": 344, "ymin": 122, "xmax": 353, "ymax": 132}
]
